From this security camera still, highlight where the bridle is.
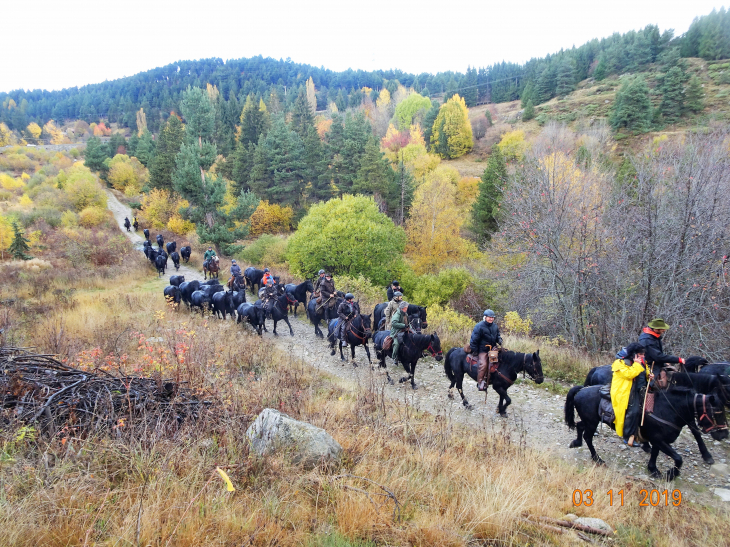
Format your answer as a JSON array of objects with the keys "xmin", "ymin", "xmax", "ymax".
[
  {"xmin": 524, "ymin": 353, "xmax": 544, "ymax": 382},
  {"xmin": 694, "ymin": 393, "xmax": 727, "ymax": 434},
  {"xmin": 346, "ymin": 316, "xmax": 371, "ymax": 343},
  {"xmin": 425, "ymin": 338, "xmax": 442, "ymax": 359}
]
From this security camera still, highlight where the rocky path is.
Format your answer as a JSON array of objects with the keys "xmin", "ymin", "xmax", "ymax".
[{"xmin": 106, "ymin": 190, "xmax": 730, "ymax": 505}]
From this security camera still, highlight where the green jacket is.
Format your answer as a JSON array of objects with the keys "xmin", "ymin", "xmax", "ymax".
[
  {"xmin": 389, "ymin": 309, "xmax": 407, "ymax": 337},
  {"xmin": 203, "ymin": 249, "xmax": 217, "ymax": 261}
]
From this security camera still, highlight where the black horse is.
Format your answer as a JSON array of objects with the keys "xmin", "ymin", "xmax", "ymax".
[
  {"xmin": 255, "ymin": 293, "xmax": 294, "ymax": 336},
  {"xmin": 306, "ymin": 293, "xmax": 344, "ymax": 338},
  {"xmin": 284, "ymin": 280, "xmax": 314, "ymax": 315},
  {"xmin": 180, "ymin": 246, "xmax": 191, "ymax": 263},
  {"xmin": 163, "ymin": 285, "xmax": 181, "ymax": 306},
  {"xmin": 132, "ymin": 218, "xmax": 138, "ymax": 231},
  {"xmin": 124, "ymin": 217, "xmax": 131, "ymax": 232},
  {"xmin": 444, "ymin": 348, "xmax": 544, "ymax": 413},
  {"xmin": 170, "ymin": 251, "xmax": 180, "ymax": 271},
  {"xmin": 179, "ymin": 280, "xmax": 200, "ymax": 309},
  {"xmin": 143, "ymin": 228, "xmax": 150, "ymax": 240},
  {"xmin": 154, "ymin": 254, "xmax": 167, "ymax": 277},
  {"xmin": 156, "ymin": 234, "xmax": 164, "ymax": 250},
  {"xmin": 373, "ymin": 302, "xmax": 427, "ymax": 331},
  {"xmin": 237, "ymin": 303, "xmax": 265, "ymax": 335},
  {"xmin": 327, "ymin": 313, "xmax": 372, "ymax": 364},
  {"xmin": 373, "ymin": 330, "xmax": 443, "ymax": 389},
  {"xmin": 169, "ymin": 275, "xmax": 185, "ymax": 287},
  {"xmin": 565, "ymin": 385, "xmax": 727, "ymax": 479},
  {"xmin": 244, "ymin": 267, "xmax": 265, "ymax": 294},
  {"xmin": 166, "ymin": 241, "xmax": 176, "ymax": 254},
  {"xmin": 211, "ymin": 291, "xmax": 236, "ymax": 319}
]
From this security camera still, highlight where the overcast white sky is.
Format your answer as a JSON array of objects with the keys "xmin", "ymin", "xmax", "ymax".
[{"xmin": 0, "ymin": 0, "xmax": 725, "ymax": 93}]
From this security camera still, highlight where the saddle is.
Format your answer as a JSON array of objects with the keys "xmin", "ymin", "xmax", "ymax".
[
  {"xmin": 382, "ymin": 335, "xmax": 393, "ymax": 351},
  {"xmin": 597, "ymin": 384, "xmax": 614, "ymax": 424}
]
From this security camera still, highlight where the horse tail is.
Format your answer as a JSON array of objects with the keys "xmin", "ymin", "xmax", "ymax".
[
  {"xmin": 444, "ymin": 347, "xmax": 457, "ymax": 382},
  {"xmin": 565, "ymin": 386, "xmax": 583, "ymax": 430}
]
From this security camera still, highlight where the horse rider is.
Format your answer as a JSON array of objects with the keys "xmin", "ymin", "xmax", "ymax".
[
  {"xmin": 638, "ymin": 318, "xmax": 684, "ymax": 388},
  {"xmin": 262, "ymin": 267, "xmax": 274, "ymax": 286},
  {"xmin": 390, "ymin": 300, "xmax": 410, "ymax": 366},
  {"xmin": 383, "ymin": 291, "xmax": 403, "ymax": 330},
  {"xmin": 124, "ymin": 217, "xmax": 131, "ymax": 232},
  {"xmin": 386, "ymin": 280, "xmax": 401, "ymax": 301},
  {"xmin": 318, "ymin": 272, "xmax": 337, "ymax": 320},
  {"xmin": 230, "ymin": 259, "xmax": 243, "ymax": 287},
  {"xmin": 470, "ymin": 309, "xmax": 503, "ymax": 391},
  {"xmin": 611, "ymin": 343, "xmax": 652, "ymax": 448},
  {"xmin": 312, "ymin": 269, "xmax": 326, "ymax": 301},
  {"xmin": 261, "ymin": 277, "xmax": 278, "ymax": 318},
  {"xmin": 335, "ymin": 293, "xmax": 358, "ymax": 346},
  {"xmin": 132, "ymin": 216, "xmax": 138, "ymax": 231}
]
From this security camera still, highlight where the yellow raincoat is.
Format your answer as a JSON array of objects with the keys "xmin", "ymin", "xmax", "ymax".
[{"xmin": 610, "ymin": 358, "xmax": 647, "ymax": 437}]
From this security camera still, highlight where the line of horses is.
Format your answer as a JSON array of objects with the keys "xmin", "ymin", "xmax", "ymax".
[
  {"xmin": 147, "ymin": 248, "xmax": 730, "ymax": 480},
  {"xmin": 141, "ymin": 232, "xmax": 191, "ymax": 277}
]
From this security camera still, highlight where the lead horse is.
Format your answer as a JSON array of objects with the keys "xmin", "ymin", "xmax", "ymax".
[
  {"xmin": 444, "ymin": 348, "xmax": 544, "ymax": 413},
  {"xmin": 204, "ymin": 256, "xmax": 220, "ymax": 280}
]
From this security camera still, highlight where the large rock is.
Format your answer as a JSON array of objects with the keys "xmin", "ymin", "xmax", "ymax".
[
  {"xmin": 246, "ymin": 408, "xmax": 343, "ymax": 469},
  {"xmin": 710, "ymin": 463, "xmax": 729, "ymax": 477},
  {"xmin": 713, "ymin": 488, "xmax": 730, "ymax": 502}
]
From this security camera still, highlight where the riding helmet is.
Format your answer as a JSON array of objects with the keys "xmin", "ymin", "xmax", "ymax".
[
  {"xmin": 231, "ymin": 259, "xmax": 236, "ymax": 264},
  {"xmin": 484, "ymin": 309, "xmax": 496, "ymax": 317},
  {"xmin": 264, "ymin": 268, "xmax": 269, "ymax": 272},
  {"xmin": 345, "ymin": 293, "xmax": 354, "ymax": 300},
  {"xmin": 392, "ymin": 280, "xmax": 400, "ymax": 286},
  {"xmin": 393, "ymin": 291, "xmax": 403, "ymax": 298},
  {"xmin": 318, "ymin": 269, "xmax": 325, "ymax": 275}
]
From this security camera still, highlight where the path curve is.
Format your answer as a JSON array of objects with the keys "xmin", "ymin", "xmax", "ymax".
[{"xmin": 106, "ymin": 191, "xmax": 730, "ymax": 504}]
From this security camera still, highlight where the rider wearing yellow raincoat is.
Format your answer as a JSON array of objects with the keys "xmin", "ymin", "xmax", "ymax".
[{"xmin": 611, "ymin": 342, "xmax": 650, "ymax": 446}]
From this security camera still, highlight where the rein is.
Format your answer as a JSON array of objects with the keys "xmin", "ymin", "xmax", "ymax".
[{"xmin": 346, "ymin": 318, "xmax": 371, "ymax": 343}]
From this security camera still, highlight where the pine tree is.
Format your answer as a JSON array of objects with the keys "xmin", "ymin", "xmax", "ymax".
[
  {"xmin": 471, "ymin": 146, "xmax": 507, "ymax": 244},
  {"xmin": 107, "ymin": 133, "xmax": 127, "ymax": 156},
  {"xmin": 352, "ymin": 137, "xmax": 397, "ymax": 212},
  {"xmin": 555, "ymin": 59, "xmax": 576, "ymax": 97},
  {"xmin": 660, "ymin": 67, "xmax": 685, "ymax": 123},
  {"xmin": 134, "ymin": 130, "xmax": 155, "ymax": 167},
  {"xmin": 423, "ymin": 103, "xmax": 440, "ymax": 151},
  {"xmin": 462, "ymin": 67, "xmax": 478, "ymax": 107},
  {"xmin": 522, "ymin": 100, "xmax": 535, "ymax": 121},
  {"xmin": 302, "ymin": 126, "xmax": 329, "ymax": 201},
  {"xmin": 630, "ymin": 33, "xmax": 653, "ymax": 69},
  {"xmin": 150, "ymin": 114, "xmax": 184, "ymax": 191},
  {"xmin": 609, "ymin": 76, "xmax": 652, "ymax": 133},
  {"xmin": 521, "ymin": 81, "xmax": 535, "ymax": 107},
  {"xmin": 685, "ymin": 75, "xmax": 706, "ymax": 113},
  {"xmin": 9, "ymin": 221, "xmax": 32, "ymax": 260},
  {"xmin": 291, "ymin": 89, "xmax": 314, "ymax": 137},
  {"xmin": 593, "ymin": 54, "xmax": 607, "ymax": 81},
  {"xmin": 84, "ymin": 136, "xmax": 110, "ymax": 173},
  {"xmin": 239, "ymin": 94, "xmax": 270, "ymax": 148}
]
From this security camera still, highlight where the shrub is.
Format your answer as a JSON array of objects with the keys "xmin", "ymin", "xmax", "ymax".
[
  {"xmin": 78, "ymin": 206, "xmax": 108, "ymax": 227},
  {"xmin": 0, "ymin": 173, "xmax": 23, "ymax": 190},
  {"xmin": 238, "ymin": 234, "xmax": 288, "ymax": 267},
  {"xmin": 107, "ymin": 154, "xmax": 148, "ymax": 194},
  {"xmin": 335, "ymin": 274, "xmax": 383, "ymax": 309},
  {"xmin": 139, "ymin": 188, "xmax": 187, "ymax": 229},
  {"xmin": 64, "ymin": 164, "xmax": 106, "ymax": 211},
  {"xmin": 18, "ymin": 194, "xmax": 33, "ymax": 207},
  {"xmin": 167, "ymin": 215, "xmax": 195, "ymax": 235},
  {"xmin": 497, "ymin": 130, "xmax": 527, "ymax": 161},
  {"xmin": 61, "ymin": 210, "xmax": 79, "ymax": 228},
  {"xmin": 248, "ymin": 200, "xmax": 294, "ymax": 236},
  {"xmin": 401, "ymin": 268, "xmax": 473, "ymax": 308},
  {"xmin": 503, "ymin": 311, "xmax": 532, "ymax": 336},
  {"xmin": 17, "ymin": 206, "xmax": 63, "ymax": 229},
  {"xmin": 426, "ymin": 304, "xmax": 476, "ymax": 350}
]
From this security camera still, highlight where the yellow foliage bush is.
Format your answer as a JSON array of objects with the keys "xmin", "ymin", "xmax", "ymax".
[
  {"xmin": 167, "ymin": 215, "xmax": 195, "ymax": 235},
  {"xmin": 497, "ymin": 130, "xmax": 528, "ymax": 161},
  {"xmin": 249, "ymin": 200, "xmax": 294, "ymax": 236},
  {"xmin": 78, "ymin": 206, "xmax": 108, "ymax": 228},
  {"xmin": 426, "ymin": 304, "xmax": 476, "ymax": 350},
  {"xmin": 19, "ymin": 194, "xmax": 33, "ymax": 207},
  {"xmin": 64, "ymin": 163, "xmax": 106, "ymax": 211},
  {"xmin": 108, "ymin": 154, "xmax": 148, "ymax": 194},
  {"xmin": 504, "ymin": 311, "xmax": 532, "ymax": 336},
  {"xmin": 0, "ymin": 216, "xmax": 13, "ymax": 252},
  {"xmin": 27, "ymin": 230, "xmax": 42, "ymax": 247},
  {"xmin": 0, "ymin": 173, "xmax": 23, "ymax": 190},
  {"xmin": 139, "ymin": 189, "xmax": 187, "ymax": 229},
  {"xmin": 61, "ymin": 210, "xmax": 79, "ymax": 228},
  {"xmin": 20, "ymin": 172, "xmax": 30, "ymax": 182}
]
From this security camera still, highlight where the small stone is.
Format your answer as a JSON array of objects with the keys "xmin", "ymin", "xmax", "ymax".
[
  {"xmin": 713, "ymin": 488, "xmax": 730, "ymax": 502},
  {"xmin": 575, "ymin": 517, "xmax": 613, "ymax": 534},
  {"xmin": 562, "ymin": 513, "xmax": 578, "ymax": 522}
]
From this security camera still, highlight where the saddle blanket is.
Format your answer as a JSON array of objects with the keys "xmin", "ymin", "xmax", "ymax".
[
  {"xmin": 645, "ymin": 391, "xmax": 655, "ymax": 413},
  {"xmin": 465, "ymin": 354, "xmax": 498, "ymax": 374}
]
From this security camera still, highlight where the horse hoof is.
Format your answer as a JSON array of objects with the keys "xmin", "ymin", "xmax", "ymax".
[
  {"xmin": 399, "ymin": 377, "xmax": 408, "ymax": 383},
  {"xmin": 641, "ymin": 443, "xmax": 651, "ymax": 454},
  {"xmin": 388, "ymin": 378, "xmax": 394, "ymax": 385},
  {"xmin": 411, "ymin": 384, "xmax": 418, "ymax": 390},
  {"xmin": 330, "ymin": 350, "xmax": 336, "ymax": 356},
  {"xmin": 569, "ymin": 440, "xmax": 581, "ymax": 448},
  {"xmin": 448, "ymin": 392, "xmax": 454, "ymax": 400},
  {"xmin": 498, "ymin": 411, "xmax": 507, "ymax": 418},
  {"xmin": 596, "ymin": 458, "xmax": 606, "ymax": 466},
  {"xmin": 666, "ymin": 469, "xmax": 680, "ymax": 481},
  {"xmin": 465, "ymin": 404, "xmax": 474, "ymax": 411},
  {"xmin": 703, "ymin": 455, "xmax": 715, "ymax": 465},
  {"xmin": 649, "ymin": 469, "xmax": 661, "ymax": 479}
]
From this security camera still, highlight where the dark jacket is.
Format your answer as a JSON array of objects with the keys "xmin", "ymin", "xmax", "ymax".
[
  {"xmin": 320, "ymin": 278, "xmax": 336, "ymax": 300},
  {"xmin": 338, "ymin": 301, "xmax": 358, "ymax": 323},
  {"xmin": 386, "ymin": 286, "xmax": 400, "ymax": 301},
  {"xmin": 313, "ymin": 275, "xmax": 326, "ymax": 293},
  {"xmin": 638, "ymin": 328, "xmax": 680, "ymax": 369},
  {"xmin": 230, "ymin": 264, "xmax": 242, "ymax": 277},
  {"xmin": 470, "ymin": 320, "xmax": 502, "ymax": 353}
]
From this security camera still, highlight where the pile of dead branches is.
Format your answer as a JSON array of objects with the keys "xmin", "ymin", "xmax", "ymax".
[{"xmin": 0, "ymin": 346, "xmax": 214, "ymax": 436}]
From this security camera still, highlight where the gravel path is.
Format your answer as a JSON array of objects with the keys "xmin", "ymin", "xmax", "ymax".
[{"xmin": 106, "ymin": 190, "xmax": 730, "ymax": 506}]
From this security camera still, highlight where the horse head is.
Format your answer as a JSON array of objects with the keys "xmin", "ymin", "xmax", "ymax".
[
  {"xmin": 360, "ymin": 314, "xmax": 372, "ymax": 337},
  {"xmin": 305, "ymin": 279, "xmax": 314, "ymax": 293},
  {"xmin": 685, "ymin": 356, "xmax": 708, "ymax": 373},
  {"xmin": 528, "ymin": 349, "xmax": 544, "ymax": 384},
  {"xmin": 419, "ymin": 306, "xmax": 428, "ymax": 328},
  {"xmin": 695, "ymin": 393, "xmax": 729, "ymax": 439}
]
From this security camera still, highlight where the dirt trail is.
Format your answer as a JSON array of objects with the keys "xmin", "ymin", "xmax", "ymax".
[{"xmin": 106, "ymin": 191, "xmax": 730, "ymax": 505}]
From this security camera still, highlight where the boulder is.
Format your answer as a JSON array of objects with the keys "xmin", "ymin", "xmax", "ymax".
[
  {"xmin": 246, "ymin": 408, "xmax": 343, "ymax": 469},
  {"xmin": 575, "ymin": 517, "xmax": 613, "ymax": 534},
  {"xmin": 713, "ymin": 488, "xmax": 730, "ymax": 502},
  {"xmin": 710, "ymin": 463, "xmax": 729, "ymax": 477}
]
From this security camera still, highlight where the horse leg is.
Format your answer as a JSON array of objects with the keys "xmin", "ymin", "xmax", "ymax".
[
  {"xmin": 582, "ymin": 421, "xmax": 604, "ymax": 465},
  {"xmin": 569, "ymin": 421, "xmax": 584, "ymax": 448},
  {"xmin": 690, "ymin": 427, "xmax": 715, "ymax": 464},
  {"xmin": 349, "ymin": 342, "xmax": 358, "ymax": 367},
  {"xmin": 647, "ymin": 443, "xmax": 663, "ymax": 479},
  {"xmin": 457, "ymin": 373, "xmax": 472, "ymax": 410},
  {"xmin": 284, "ymin": 317, "xmax": 294, "ymax": 336},
  {"xmin": 272, "ymin": 319, "xmax": 278, "ymax": 336},
  {"xmin": 410, "ymin": 362, "xmax": 418, "ymax": 390},
  {"xmin": 328, "ymin": 330, "xmax": 336, "ymax": 355},
  {"xmin": 363, "ymin": 344, "xmax": 371, "ymax": 365},
  {"xmin": 656, "ymin": 440, "xmax": 683, "ymax": 481},
  {"xmin": 494, "ymin": 386, "xmax": 511, "ymax": 416}
]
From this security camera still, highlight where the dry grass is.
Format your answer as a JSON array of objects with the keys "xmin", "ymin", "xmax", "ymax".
[{"xmin": 1, "ymin": 269, "xmax": 728, "ymax": 546}]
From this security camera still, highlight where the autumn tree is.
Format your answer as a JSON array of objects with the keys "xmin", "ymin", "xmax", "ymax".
[
  {"xmin": 108, "ymin": 154, "xmax": 149, "ymax": 195},
  {"xmin": 405, "ymin": 166, "xmax": 472, "ymax": 274},
  {"xmin": 248, "ymin": 200, "xmax": 294, "ymax": 235},
  {"xmin": 136, "ymin": 108, "xmax": 147, "ymax": 136},
  {"xmin": 430, "ymin": 94, "xmax": 473, "ymax": 159},
  {"xmin": 0, "ymin": 123, "xmax": 14, "ymax": 146},
  {"xmin": 25, "ymin": 122, "xmax": 42, "ymax": 141},
  {"xmin": 392, "ymin": 93, "xmax": 432, "ymax": 130}
]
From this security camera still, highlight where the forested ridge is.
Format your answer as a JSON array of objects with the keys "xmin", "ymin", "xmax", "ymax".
[{"xmin": 3, "ymin": 8, "xmax": 730, "ymax": 132}]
